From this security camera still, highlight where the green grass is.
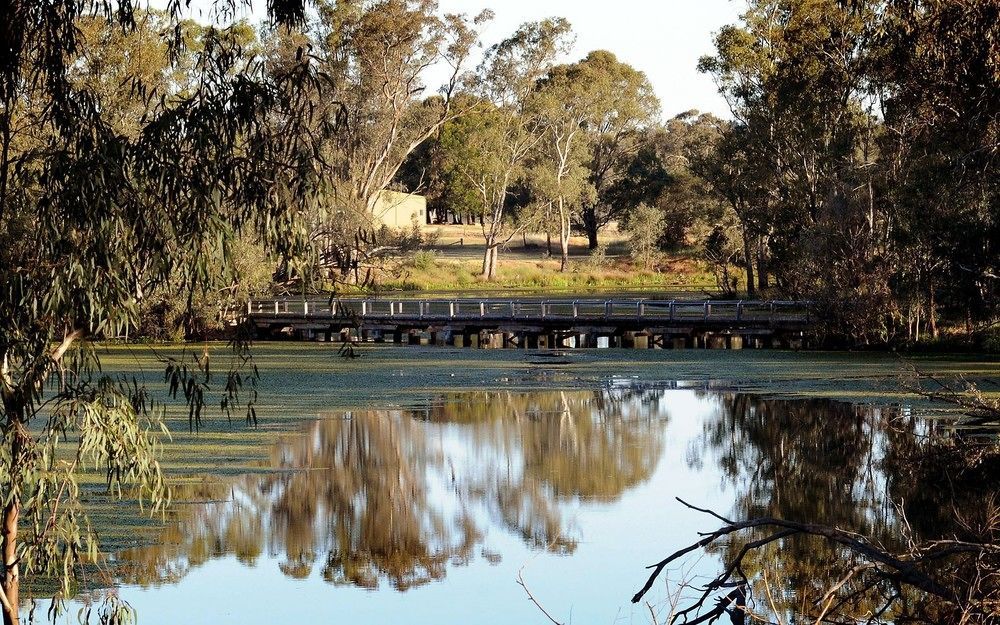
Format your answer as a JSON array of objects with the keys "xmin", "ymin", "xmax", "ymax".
[{"xmin": 375, "ymin": 256, "xmax": 717, "ymax": 294}]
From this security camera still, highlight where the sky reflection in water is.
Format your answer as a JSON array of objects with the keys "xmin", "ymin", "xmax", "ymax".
[{"xmin": 63, "ymin": 388, "xmax": 901, "ymax": 624}]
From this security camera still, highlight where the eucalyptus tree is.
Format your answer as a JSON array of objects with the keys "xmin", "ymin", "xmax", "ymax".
[
  {"xmin": 874, "ymin": 0, "xmax": 999, "ymax": 338},
  {"xmin": 607, "ymin": 113, "xmax": 726, "ymax": 254},
  {"xmin": 699, "ymin": 0, "xmax": 893, "ymax": 340},
  {"xmin": 571, "ymin": 52, "xmax": 659, "ymax": 250},
  {"xmin": 623, "ymin": 203, "xmax": 664, "ymax": 270},
  {"xmin": 0, "ymin": 2, "xmax": 325, "ymax": 623},
  {"xmin": 439, "ymin": 18, "xmax": 572, "ymax": 279},
  {"xmin": 688, "ymin": 118, "xmax": 775, "ymax": 295},
  {"xmin": 276, "ymin": 0, "xmax": 489, "ymax": 283},
  {"xmin": 530, "ymin": 58, "xmax": 601, "ymax": 271},
  {"xmin": 520, "ymin": 51, "xmax": 661, "ymax": 255}
]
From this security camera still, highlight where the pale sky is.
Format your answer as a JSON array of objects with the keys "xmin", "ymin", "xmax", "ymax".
[
  {"xmin": 168, "ymin": 0, "xmax": 746, "ymax": 119},
  {"xmin": 436, "ymin": 0, "xmax": 744, "ymax": 119}
]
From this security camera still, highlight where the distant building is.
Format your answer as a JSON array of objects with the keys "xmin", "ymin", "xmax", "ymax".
[{"xmin": 372, "ymin": 190, "xmax": 427, "ymax": 229}]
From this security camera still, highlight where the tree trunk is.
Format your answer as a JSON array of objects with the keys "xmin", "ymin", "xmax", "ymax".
[
  {"xmin": 756, "ymin": 247, "xmax": 769, "ymax": 290},
  {"xmin": 583, "ymin": 206, "xmax": 599, "ymax": 250},
  {"xmin": 928, "ymin": 287, "xmax": 938, "ymax": 339},
  {"xmin": 482, "ymin": 244, "xmax": 499, "ymax": 280},
  {"xmin": 558, "ymin": 197, "xmax": 569, "ymax": 272},
  {"xmin": 743, "ymin": 237, "xmax": 756, "ymax": 297},
  {"xmin": 1, "ymin": 498, "xmax": 17, "ymax": 625},
  {"xmin": 488, "ymin": 246, "xmax": 499, "ymax": 279},
  {"xmin": 481, "ymin": 244, "xmax": 492, "ymax": 278},
  {"xmin": 1, "ymin": 430, "xmax": 22, "ymax": 625}
]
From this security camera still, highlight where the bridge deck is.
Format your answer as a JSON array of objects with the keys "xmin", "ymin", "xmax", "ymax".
[{"xmin": 244, "ymin": 298, "xmax": 812, "ymax": 334}]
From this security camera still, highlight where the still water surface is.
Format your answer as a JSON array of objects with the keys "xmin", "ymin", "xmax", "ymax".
[{"xmin": 50, "ymin": 383, "xmax": 916, "ymax": 625}]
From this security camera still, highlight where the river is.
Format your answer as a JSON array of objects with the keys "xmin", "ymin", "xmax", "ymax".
[{"xmin": 24, "ymin": 345, "xmax": 1000, "ymax": 624}]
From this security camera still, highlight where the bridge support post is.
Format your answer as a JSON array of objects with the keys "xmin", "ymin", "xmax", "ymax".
[
  {"xmin": 707, "ymin": 334, "xmax": 727, "ymax": 349},
  {"xmin": 468, "ymin": 333, "xmax": 480, "ymax": 349},
  {"xmin": 452, "ymin": 334, "xmax": 465, "ymax": 348},
  {"xmin": 633, "ymin": 333, "xmax": 649, "ymax": 349},
  {"xmin": 728, "ymin": 335, "xmax": 743, "ymax": 350}
]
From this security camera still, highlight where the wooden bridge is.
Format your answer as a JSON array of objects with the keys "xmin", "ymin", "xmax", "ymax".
[{"xmin": 242, "ymin": 297, "xmax": 814, "ymax": 349}]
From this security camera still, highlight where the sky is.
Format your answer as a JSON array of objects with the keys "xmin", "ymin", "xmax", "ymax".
[
  {"xmin": 171, "ymin": 0, "xmax": 746, "ymax": 120},
  {"xmin": 435, "ymin": 0, "xmax": 744, "ymax": 119}
]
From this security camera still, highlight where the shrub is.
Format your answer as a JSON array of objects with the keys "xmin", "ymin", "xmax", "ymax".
[{"xmin": 411, "ymin": 250, "xmax": 437, "ymax": 271}]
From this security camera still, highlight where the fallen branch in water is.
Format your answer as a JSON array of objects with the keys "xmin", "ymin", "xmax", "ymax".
[
  {"xmin": 901, "ymin": 364, "xmax": 1000, "ymax": 426},
  {"xmin": 633, "ymin": 498, "xmax": 958, "ymax": 605},
  {"xmin": 631, "ymin": 498, "xmax": 1000, "ymax": 623}
]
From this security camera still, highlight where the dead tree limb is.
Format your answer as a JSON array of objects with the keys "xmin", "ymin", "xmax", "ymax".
[{"xmin": 632, "ymin": 498, "xmax": 969, "ymax": 615}]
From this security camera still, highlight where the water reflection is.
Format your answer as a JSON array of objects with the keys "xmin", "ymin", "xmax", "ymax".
[
  {"xmin": 701, "ymin": 394, "xmax": 912, "ymax": 622},
  {"xmin": 107, "ymin": 388, "xmax": 977, "ymax": 624},
  {"xmin": 115, "ymin": 389, "xmax": 667, "ymax": 590}
]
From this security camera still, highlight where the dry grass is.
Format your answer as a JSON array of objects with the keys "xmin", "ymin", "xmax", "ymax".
[{"xmin": 375, "ymin": 257, "xmax": 714, "ymax": 293}]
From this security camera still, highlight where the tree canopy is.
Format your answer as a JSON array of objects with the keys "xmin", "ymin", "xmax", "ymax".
[{"xmin": 1, "ymin": 2, "xmax": 323, "ymax": 622}]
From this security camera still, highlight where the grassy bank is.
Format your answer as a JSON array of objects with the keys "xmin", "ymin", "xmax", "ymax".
[
  {"xmin": 375, "ymin": 256, "xmax": 716, "ymax": 293},
  {"xmin": 358, "ymin": 223, "xmax": 718, "ymax": 294}
]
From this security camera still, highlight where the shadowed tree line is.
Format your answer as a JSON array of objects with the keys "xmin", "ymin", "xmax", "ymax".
[
  {"xmin": 688, "ymin": 0, "xmax": 998, "ymax": 345},
  {"xmin": 403, "ymin": 0, "xmax": 998, "ymax": 346}
]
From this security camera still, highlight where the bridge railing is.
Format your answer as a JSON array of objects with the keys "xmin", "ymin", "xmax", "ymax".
[{"xmin": 246, "ymin": 298, "xmax": 812, "ymax": 324}]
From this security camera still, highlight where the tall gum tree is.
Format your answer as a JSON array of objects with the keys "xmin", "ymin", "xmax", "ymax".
[
  {"xmin": 275, "ymin": 0, "xmax": 490, "ymax": 284},
  {"xmin": 530, "ymin": 59, "xmax": 598, "ymax": 271},
  {"xmin": 0, "ymin": 2, "xmax": 325, "ymax": 623},
  {"xmin": 439, "ymin": 18, "xmax": 572, "ymax": 279},
  {"xmin": 574, "ymin": 52, "xmax": 659, "ymax": 250}
]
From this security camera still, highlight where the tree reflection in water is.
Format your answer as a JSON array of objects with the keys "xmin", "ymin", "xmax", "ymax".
[
  {"xmin": 690, "ymin": 394, "xmax": 899, "ymax": 620},
  {"xmin": 115, "ymin": 389, "xmax": 667, "ymax": 590},
  {"xmin": 673, "ymin": 394, "xmax": 1000, "ymax": 624}
]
